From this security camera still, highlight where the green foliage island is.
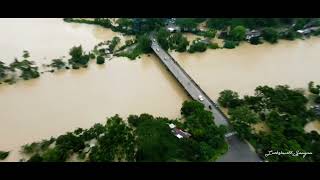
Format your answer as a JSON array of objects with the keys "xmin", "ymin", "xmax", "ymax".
[{"xmin": 21, "ymin": 100, "xmax": 227, "ymax": 162}]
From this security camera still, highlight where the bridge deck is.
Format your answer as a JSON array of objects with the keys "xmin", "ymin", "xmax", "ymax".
[
  {"xmin": 151, "ymin": 38, "xmax": 262, "ymax": 162},
  {"xmin": 151, "ymin": 41, "xmax": 228, "ymax": 126}
]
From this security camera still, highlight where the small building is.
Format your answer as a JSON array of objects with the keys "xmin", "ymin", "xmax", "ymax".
[
  {"xmin": 171, "ymin": 128, "xmax": 192, "ymax": 139},
  {"xmin": 245, "ymin": 30, "xmax": 261, "ymax": 41},
  {"xmin": 168, "ymin": 123, "xmax": 191, "ymax": 139},
  {"xmin": 166, "ymin": 24, "xmax": 181, "ymax": 33},
  {"xmin": 303, "ymin": 19, "xmax": 320, "ymax": 29},
  {"xmin": 297, "ymin": 27, "xmax": 320, "ymax": 35},
  {"xmin": 313, "ymin": 105, "xmax": 320, "ymax": 116},
  {"xmin": 168, "ymin": 123, "xmax": 176, "ymax": 129}
]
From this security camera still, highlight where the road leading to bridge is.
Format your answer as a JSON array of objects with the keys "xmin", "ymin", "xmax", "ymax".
[{"xmin": 151, "ymin": 38, "xmax": 262, "ymax": 162}]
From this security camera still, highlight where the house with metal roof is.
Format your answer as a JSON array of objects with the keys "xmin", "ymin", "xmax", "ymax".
[{"xmin": 168, "ymin": 123, "xmax": 191, "ymax": 139}]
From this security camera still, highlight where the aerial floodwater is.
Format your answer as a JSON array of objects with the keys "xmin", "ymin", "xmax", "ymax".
[
  {"xmin": 0, "ymin": 18, "xmax": 320, "ymax": 161},
  {"xmin": 0, "ymin": 18, "xmax": 188, "ymax": 161},
  {"xmin": 172, "ymin": 36, "xmax": 320, "ymax": 100}
]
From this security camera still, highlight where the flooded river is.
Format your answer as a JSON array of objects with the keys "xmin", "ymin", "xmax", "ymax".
[
  {"xmin": 1, "ymin": 19, "xmax": 320, "ymax": 161},
  {"xmin": 0, "ymin": 18, "xmax": 188, "ymax": 161},
  {"xmin": 172, "ymin": 36, "xmax": 320, "ymax": 99}
]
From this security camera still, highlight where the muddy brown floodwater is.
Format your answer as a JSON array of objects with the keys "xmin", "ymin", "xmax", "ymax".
[
  {"xmin": 172, "ymin": 36, "xmax": 320, "ymax": 100},
  {"xmin": 0, "ymin": 18, "xmax": 188, "ymax": 161}
]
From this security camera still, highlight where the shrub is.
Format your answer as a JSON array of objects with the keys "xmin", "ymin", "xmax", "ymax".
[
  {"xmin": 262, "ymin": 28, "xmax": 279, "ymax": 43},
  {"xmin": 208, "ymin": 42, "xmax": 219, "ymax": 49},
  {"xmin": 96, "ymin": 56, "xmax": 105, "ymax": 65},
  {"xmin": 223, "ymin": 40, "xmax": 238, "ymax": 49},
  {"xmin": 188, "ymin": 39, "xmax": 207, "ymax": 53},
  {"xmin": 0, "ymin": 151, "xmax": 9, "ymax": 160},
  {"xmin": 27, "ymin": 153, "xmax": 43, "ymax": 162}
]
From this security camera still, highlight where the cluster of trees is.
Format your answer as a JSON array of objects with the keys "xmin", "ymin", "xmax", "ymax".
[
  {"xmin": 65, "ymin": 18, "xmax": 320, "ymax": 56},
  {"xmin": 64, "ymin": 18, "xmax": 136, "ymax": 35},
  {"xmin": 129, "ymin": 114, "xmax": 195, "ymax": 161},
  {"xmin": 196, "ymin": 29, "xmax": 216, "ymax": 38},
  {"xmin": 117, "ymin": 34, "xmax": 151, "ymax": 60},
  {"xmin": 64, "ymin": 18, "xmax": 112, "ymax": 29},
  {"xmin": 180, "ymin": 101, "xmax": 228, "ymax": 161},
  {"xmin": 308, "ymin": 81, "xmax": 320, "ymax": 104},
  {"xmin": 188, "ymin": 38, "xmax": 208, "ymax": 53},
  {"xmin": 21, "ymin": 100, "xmax": 228, "ymax": 162},
  {"xmin": 108, "ymin": 36, "xmax": 121, "ymax": 53},
  {"xmin": 208, "ymin": 18, "xmax": 320, "ymax": 46},
  {"xmin": 0, "ymin": 51, "xmax": 40, "ymax": 85},
  {"xmin": 96, "ymin": 56, "xmax": 105, "ymax": 65},
  {"xmin": 88, "ymin": 115, "xmax": 136, "ymax": 162},
  {"xmin": 0, "ymin": 151, "xmax": 9, "ymax": 160},
  {"xmin": 218, "ymin": 84, "xmax": 320, "ymax": 162},
  {"xmin": 168, "ymin": 32, "xmax": 189, "ymax": 52},
  {"xmin": 156, "ymin": 28, "xmax": 170, "ymax": 51},
  {"xmin": 50, "ymin": 59, "xmax": 66, "ymax": 70},
  {"xmin": 223, "ymin": 40, "xmax": 239, "ymax": 49},
  {"xmin": 0, "ymin": 34, "xmax": 126, "ymax": 84},
  {"xmin": 68, "ymin": 46, "xmax": 90, "ymax": 69},
  {"xmin": 207, "ymin": 18, "xmax": 303, "ymax": 30},
  {"xmin": 0, "ymin": 61, "xmax": 12, "ymax": 84},
  {"xmin": 23, "ymin": 115, "xmax": 136, "ymax": 162}
]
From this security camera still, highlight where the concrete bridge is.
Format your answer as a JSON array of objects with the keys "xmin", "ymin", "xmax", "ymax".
[{"xmin": 150, "ymin": 37, "xmax": 262, "ymax": 162}]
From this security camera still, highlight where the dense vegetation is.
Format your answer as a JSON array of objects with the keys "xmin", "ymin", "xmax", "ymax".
[
  {"xmin": 63, "ymin": 18, "xmax": 320, "ymax": 60},
  {"xmin": 308, "ymin": 81, "xmax": 320, "ymax": 104},
  {"xmin": 0, "ymin": 51, "xmax": 40, "ymax": 85},
  {"xmin": 168, "ymin": 32, "xmax": 190, "ymax": 52},
  {"xmin": 0, "ymin": 35, "xmax": 125, "ymax": 85},
  {"xmin": 20, "ymin": 100, "xmax": 227, "ymax": 162},
  {"xmin": 218, "ymin": 84, "xmax": 320, "ymax": 162}
]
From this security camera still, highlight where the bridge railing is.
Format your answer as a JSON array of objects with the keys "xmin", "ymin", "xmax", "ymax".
[{"xmin": 162, "ymin": 49, "xmax": 231, "ymax": 124}]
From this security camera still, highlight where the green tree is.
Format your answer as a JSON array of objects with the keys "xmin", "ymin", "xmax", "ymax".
[
  {"xmin": 69, "ymin": 46, "xmax": 83, "ymax": 60},
  {"xmin": 156, "ymin": 28, "xmax": 170, "ymax": 51},
  {"xmin": 218, "ymin": 90, "xmax": 242, "ymax": 108},
  {"xmin": 168, "ymin": 32, "xmax": 189, "ymax": 52},
  {"xmin": 181, "ymin": 100, "xmax": 205, "ymax": 117},
  {"xmin": 176, "ymin": 18, "xmax": 199, "ymax": 30},
  {"xmin": 55, "ymin": 132, "xmax": 85, "ymax": 153},
  {"xmin": 188, "ymin": 39, "xmax": 207, "ymax": 53},
  {"xmin": 315, "ymin": 96, "xmax": 320, "ymax": 104},
  {"xmin": 23, "ymin": 50, "xmax": 30, "ymax": 59},
  {"xmin": 27, "ymin": 153, "xmax": 43, "ymax": 162},
  {"xmin": 229, "ymin": 25, "xmax": 246, "ymax": 41},
  {"xmin": 50, "ymin": 59, "xmax": 66, "ymax": 70},
  {"xmin": 262, "ymin": 28, "xmax": 279, "ymax": 44},
  {"xmin": 223, "ymin": 40, "xmax": 238, "ymax": 49},
  {"xmin": 116, "ymin": 18, "xmax": 133, "ymax": 28},
  {"xmin": 137, "ymin": 34, "xmax": 152, "ymax": 53},
  {"xmin": 96, "ymin": 56, "xmax": 105, "ymax": 65},
  {"xmin": 229, "ymin": 106, "xmax": 259, "ymax": 124},
  {"xmin": 0, "ymin": 151, "xmax": 9, "ymax": 160},
  {"xmin": 42, "ymin": 148, "xmax": 68, "ymax": 162},
  {"xmin": 228, "ymin": 106, "xmax": 260, "ymax": 140},
  {"xmin": 128, "ymin": 114, "xmax": 140, "ymax": 127},
  {"xmin": 88, "ymin": 115, "xmax": 136, "ymax": 162},
  {"xmin": 308, "ymin": 81, "xmax": 320, "ymax": 95}
]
